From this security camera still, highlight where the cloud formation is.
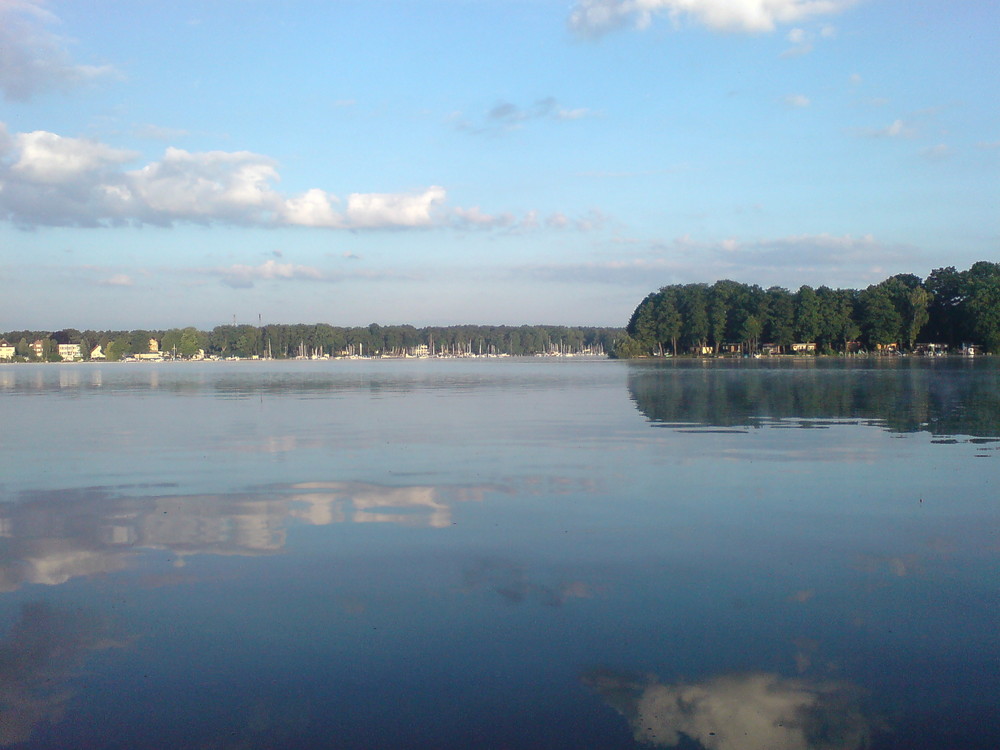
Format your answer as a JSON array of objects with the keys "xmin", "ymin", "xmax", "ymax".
[
  {"xmin": 0, "ymin": 0, "xmax": 117, "ymax": 101},
  {"xmin": 100, "ymin": 273, "xmax": 133, "ymax": 287},
  {"xmin": 583, "ymin": 669, "xmax": 871, "ymax": 750},
  {"xmin": 214, "ymin": 260, "xmax": 324, "ymax": 289},
  {"xmin": 0, "ymin": 123, "xmax": 472, "ymax": 231},
  {"xmin": 569, "ymin": 0, "xmax": 857, "ymax": 36}
]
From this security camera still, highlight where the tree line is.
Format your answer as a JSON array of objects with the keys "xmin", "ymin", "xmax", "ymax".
[
  {"xmin": 0, "ymin": 323, "xmax": 620, "ymax": 362},
  {"xmin": 612, "ymin": 261, "xmax": 1000, "ymax": 358}
]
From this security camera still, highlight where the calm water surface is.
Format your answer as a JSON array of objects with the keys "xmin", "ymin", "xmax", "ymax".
[{"xmin": 0, "ymin": 358, "xmax": 997, "ymax": 749}]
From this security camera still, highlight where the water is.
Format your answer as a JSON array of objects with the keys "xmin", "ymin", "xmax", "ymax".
[{"xmin": 0, "ymin": 358, "xmax": 997, "ymax": 749}]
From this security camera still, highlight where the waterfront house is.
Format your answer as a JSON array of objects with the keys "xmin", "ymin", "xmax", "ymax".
[
  {"xmin": 57, "ymin": 343, "xmax": 83, "ymax": 362},
  {"xmin": 0, "ymin": 340, "xmax": 14, "ymax": 360},
  {"xmin": 791, "ymin": 342, "xmax": 817, "ymax": 354}
]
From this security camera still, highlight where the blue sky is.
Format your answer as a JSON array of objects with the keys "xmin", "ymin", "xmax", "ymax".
[{"xmin": 1, "ymin": 0, "xmax": 997, "ymax": 330}]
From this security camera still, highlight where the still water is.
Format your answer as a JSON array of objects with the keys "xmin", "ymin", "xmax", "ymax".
[{"xmin": 0, "ymin": 358, "xmax": 996, "ymax": 749}]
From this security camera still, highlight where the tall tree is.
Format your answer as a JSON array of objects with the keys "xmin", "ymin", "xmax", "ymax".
[
  {"xmin": 680, "ymin": 285, "xmax": 709, "ymax": 350},
  {"xmin": 924, "ymin": 266, "xmax": 965, "ymax": 345},
  {"xmin": 741, "ymin": 315, "xmax": 763, "ymax": 354},
  {"xmin": 860, "ymin": 284, "xmax": 901, "ymax": 349},
  {"xmin": 764, "ymin": 287, "xmax": 796, "ymax": 351},
  {"xmin": 655, "ymin": 288, "xmax": 683, "ymax": 356},
  {"xmin": 794, "ymin": 285, "xmax": 822, "ymax": 344}
]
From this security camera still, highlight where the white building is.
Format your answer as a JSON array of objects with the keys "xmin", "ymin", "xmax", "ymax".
[{"xmin": 57, "ymin": 343, "xmax": 83, "ymax": 362}]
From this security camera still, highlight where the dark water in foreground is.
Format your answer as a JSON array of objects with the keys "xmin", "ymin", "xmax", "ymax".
[{"xmin": 0, "ymin": 358, "xmax": 997, "ymax": 749}]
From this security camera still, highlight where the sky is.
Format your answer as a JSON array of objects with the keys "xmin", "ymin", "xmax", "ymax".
[{"xmin": 0, "ymin": 0, "xmax": 997, "ymax": 330}]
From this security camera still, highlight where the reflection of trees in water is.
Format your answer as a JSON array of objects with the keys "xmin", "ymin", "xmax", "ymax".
[
  {"xmin": 583, "ymin": 669, "xmax": 872, "ymax": 750},
  {"xmin": 0, "ymin": 602, "xmax": 122, "ymax": 745},
  {"xmin": 627, "ymin": 360, "xmax": 1000, "ymax": 438}
]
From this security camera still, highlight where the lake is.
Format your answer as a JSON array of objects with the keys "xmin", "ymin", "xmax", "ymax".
[{"xmin": 0, "ymin": 357, "xmax": 997, "ymax": 749}]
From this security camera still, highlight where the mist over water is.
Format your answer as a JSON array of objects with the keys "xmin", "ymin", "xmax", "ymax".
[{"xmin": 0, "ymin": 358, "xmax": 997, "ymax": 748}]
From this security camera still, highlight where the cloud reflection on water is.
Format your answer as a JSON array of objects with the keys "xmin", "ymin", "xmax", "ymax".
[
  {"xmin": 0, "ymin": 603, "xmax": 122, "ymax": 745},
  {"xmin": 0, "ymin": 480, "xmax": 502, "ymax": 593},
  {"xmin": 584, "ymin": 669, "xmax": 872, "ymax": 750}
]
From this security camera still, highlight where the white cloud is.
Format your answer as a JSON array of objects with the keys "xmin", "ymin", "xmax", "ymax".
[
  {"xmin": 0, "ymin": 124, "xmax": 517, "ymax": 231},
  {"xmin": 451, "ymin": 205, "xmax": 516, "ymax": 229},
  {"xmin": 780, "ymin": 26, "xmax": 814, "ymax": 56},
  {"xmin": 787, "ymin": 27, "xmax": 807, "ymax": 44},
  {"xmin": 884, "ymin": 119, "xmax": 905, "ymax": 137},
  {"xmin": 100, "ymin": 273, "xmax": 133, "ymax": 287},
  {"xmin": 784, "ymin": 94, "xmax": 811, "ymax": 108},
  {"xmin": 547, "ymin": 213, "xmax": 571, "ymax": 229},
  {"xmin": 281, "ymin": 188, "xmax": 342, "ymax": 228},
  {"xmin": 0, "ymin": 0, "xmax": 118, "ymax": 101},
  {"xmin": 215, "ymin": 260, "xmax": 324, "ymax": 289},
  {"xmin": 344, "ymin": 186, "xmax": 446, "ymax": 229},
  {"xmin": 127, "ymin": 147, "xmax": 283, "ymax": 224},
  {"xmin": 11, "ymin": 130, "xmax": 137, "ymax": 184},
  {"xmin": 276, "ymin": 185, "xmax": 450, "ymax": 229},
  {"xmin": 585, "ymin": 670, "xmax": 871, "ymax": 750},
  {"xmin": 569, "ymin": 0, "xmax": 857, "ymax": 36}
]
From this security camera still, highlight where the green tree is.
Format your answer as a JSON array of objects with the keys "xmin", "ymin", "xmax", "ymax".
[
  {"xmin": 925, "ymin": 265, "xmax": 965, "ymax": 345},
  {"xmin": 654, "ymin": 289, "xmax": 683, "ymax": 356},
  {"xmin": 860, "ymin": 284, "xmax": 901, "ymax": 349},
  {"xmin": 904, "ymin": 286, "xmax": 930, "ymax": 350},
  {"xmin": 680, "ymin": 285, "xmax": 709, "ymax": 350},
  {"xmin": 741, "ymin": 315, "xmax": 763, "ymax": 354},
  {"xmin": 794, "ymin": 285, "xmax": 822, "ymax": 344},
  {"xmin": 764, "ymin": 287, "xmax": 795, "ymax": 351},
  {"xmin": 965, "ymin": 262, "xmax": 1000, "ymax": 351},
  {"xmin": 707, "ymin": 283, "xmax": 731, "ymax": 354},
  {"xmin": 610, "ymin": 334, "xmax": 645, "ymax": 359}
]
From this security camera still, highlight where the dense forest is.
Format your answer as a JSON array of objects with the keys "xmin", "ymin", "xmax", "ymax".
[
  {"xmin": 0, "ymin": 323, "xmax": 620, "ymax": 362},
  {"xmin": 612, "ymin": 261, "xmax": 1000, "ymax": 358}
]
